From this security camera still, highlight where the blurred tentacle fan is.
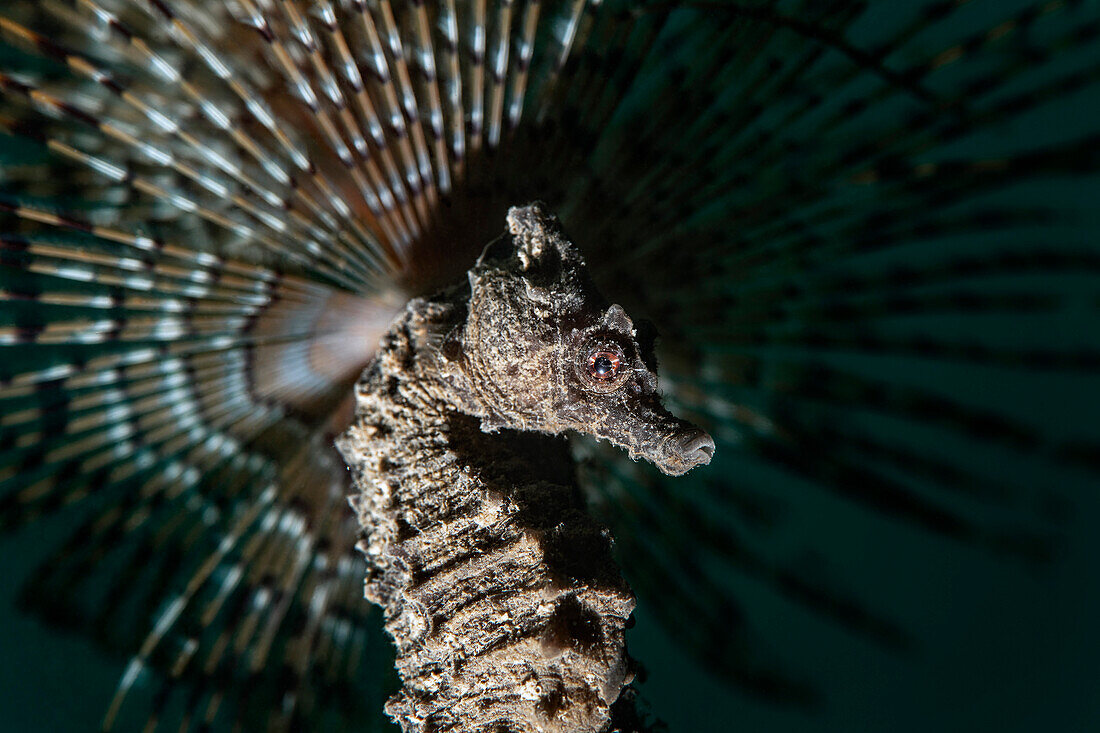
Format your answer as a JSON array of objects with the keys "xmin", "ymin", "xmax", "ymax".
[{"xmin": 0, "ymin": 0, "xmax": 1098, "ymax": 732}]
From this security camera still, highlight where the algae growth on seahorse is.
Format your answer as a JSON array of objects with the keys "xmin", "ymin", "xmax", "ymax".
[{"xmin": 339, "ymin": 204, "xmax": 713, "ymax": 732}]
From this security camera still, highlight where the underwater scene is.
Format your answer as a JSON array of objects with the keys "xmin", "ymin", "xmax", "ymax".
[{"xmin": 0, "ymin": 0, "xmax": 1098, "ymax": 731}]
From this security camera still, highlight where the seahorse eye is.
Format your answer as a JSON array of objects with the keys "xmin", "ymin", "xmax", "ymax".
[{"xmin": 587, "ymin": 350, "xmax": 621, "ymax": 381}]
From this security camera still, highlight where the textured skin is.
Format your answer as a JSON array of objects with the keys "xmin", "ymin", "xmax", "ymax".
[{"xmin": 338, "ymin": 205, "xmax": 712, "ymax": 732}]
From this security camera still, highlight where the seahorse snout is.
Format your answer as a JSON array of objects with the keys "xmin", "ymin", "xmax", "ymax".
[{"xmin": 654, "ymin": 427, "xmax": 715, "ymax": 476}]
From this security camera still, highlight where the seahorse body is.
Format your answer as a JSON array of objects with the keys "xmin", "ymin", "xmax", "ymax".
[{"xmin": 339, "ymin": 205, "xmax": 712, "ymax": 732}]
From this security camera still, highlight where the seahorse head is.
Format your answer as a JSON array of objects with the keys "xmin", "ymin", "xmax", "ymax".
[{"xmin": 444, "ymin": 203, "xmax": 714, "ymax": 476}]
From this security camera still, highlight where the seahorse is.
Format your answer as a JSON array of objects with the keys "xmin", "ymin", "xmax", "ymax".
[{"xmin": 338, "ymin": 204, "xmax": 712, "ymax": 732}]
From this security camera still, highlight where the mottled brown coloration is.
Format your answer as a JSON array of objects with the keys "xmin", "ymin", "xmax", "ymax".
[{"xmin": 338, "ymin": 204, "xmax": 713, "ymax": 732}]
